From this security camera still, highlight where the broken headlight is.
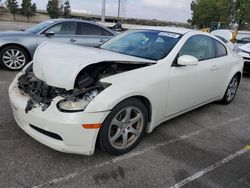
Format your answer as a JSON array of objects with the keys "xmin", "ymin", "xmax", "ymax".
[{"xmin": 57, "ymin": 90, "xmax": 99, "ymax": 112}]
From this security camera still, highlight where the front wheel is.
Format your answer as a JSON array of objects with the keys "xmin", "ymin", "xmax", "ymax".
[
  {"xmin": 220, "ymin": 75, "xmax": 240, "ymax": 104},
  {"xmin": 98, "ymin": 98, "xmax": 148, "ymax": 155},
  {"xmin": 0, "ymin": 45, "xmax": 29, "ymax": 71}
]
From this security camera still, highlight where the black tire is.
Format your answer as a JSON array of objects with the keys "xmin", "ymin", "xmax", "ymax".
[
  {"xmin": 0, "ymin": 45, "xmax": 29, "ymax": 71},
  {"xmin": 98, "ymin": 98, "xmax": 148, "ymax": 155},
  {"xmin": 220, "ymin": 74, "xmax": 240, "ymax": 105}
]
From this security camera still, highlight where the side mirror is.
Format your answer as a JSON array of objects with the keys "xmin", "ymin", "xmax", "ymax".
[
  {"xmin": 177, "ymin": 55, "xmax": 198, "ymax": 66},
  {"xmin": 44, "ymin": 31, "xmax": 55, "ymax": 37}
]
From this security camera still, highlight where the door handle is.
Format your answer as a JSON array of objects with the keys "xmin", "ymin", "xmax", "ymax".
[
  {"xmin": 70, "ymin": 38, "xmax": 77, "ymax": 43},
  {"xmin": 211, "ymin": 65, "xmax": 218, "ymax": 71}
]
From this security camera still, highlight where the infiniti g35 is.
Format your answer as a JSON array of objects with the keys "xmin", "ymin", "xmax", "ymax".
[{"xmin": 9, "ymin": 27, "xmax": 243, "ymax": 155}]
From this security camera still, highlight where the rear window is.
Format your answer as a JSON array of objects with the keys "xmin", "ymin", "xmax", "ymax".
[
  {"xmin": 213, "ymin": 39, "xmax": 227, "ymax": 57},
  {"xmin": 78, "ymin": 23, "xmax": 113, "ymax": 36}
]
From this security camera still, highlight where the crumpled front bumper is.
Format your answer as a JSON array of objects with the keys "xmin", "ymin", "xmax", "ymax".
[{"xmin": 9, "ymin": 74, "xmax": 110, "ymax": 155}]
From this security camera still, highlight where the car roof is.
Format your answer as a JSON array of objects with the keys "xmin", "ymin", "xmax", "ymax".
[
  {"xmin": 132, "ymin": 26, "xmax": 192, "ymax": 35},
  {"xmin": 50, "ymin": 19, "xmax": 116, "ymax": 35}
]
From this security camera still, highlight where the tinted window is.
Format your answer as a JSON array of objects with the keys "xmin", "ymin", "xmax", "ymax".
[
  {"xmin": 179, "ymin": 35, "xmax": 215, "ymax": 61},
  {"xmin": 101, "ymin": 30, "xmax": 181, "ymax": 60},
  {"xmin": 46, "ymin": 22, "xmax": 77, "ymax": 35},
  {"xmin": 215, "ymin": 35, "xmax": 228, "ymax": 43},
  {"xmin": 214, "ymin": 39, "xmax": 227, "ymax": 57},
  {"xmin": 78, "ymin": 23, "xmax": 113, "ymax": 36}
]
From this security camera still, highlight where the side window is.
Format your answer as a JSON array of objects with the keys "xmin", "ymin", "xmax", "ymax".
[
  {"xmin": 78, "ymin": 23, "xmax": 113, "ymax": 36},
  {"xmin": 46, "ymin": 22, "xmax": 77, "ymax": 35},
  {"xmin": 214, "ymin": 39, "xmax": 227, "ymax": 57},
  {"xmin": 179, "ymin": 35, "xmax": 215, "ymax": 61}
]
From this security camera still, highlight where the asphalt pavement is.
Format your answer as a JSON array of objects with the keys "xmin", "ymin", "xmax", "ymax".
[{"xmin": 0, "ymin": 21, "xmax": 250, "ymax": 188}]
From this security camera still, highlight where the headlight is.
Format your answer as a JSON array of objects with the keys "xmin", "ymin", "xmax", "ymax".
[
  {"xmin": 57, "ymin": 89, "xmax": 99, "ymax": 112},
  {"xmin": 57, "ymin": 99, "xmax": 90, "ymax": 112}
]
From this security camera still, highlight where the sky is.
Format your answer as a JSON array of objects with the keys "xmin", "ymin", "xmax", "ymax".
[{"xmin": 16, "ymin": 0, "xmax": 193, "ymax": 23}]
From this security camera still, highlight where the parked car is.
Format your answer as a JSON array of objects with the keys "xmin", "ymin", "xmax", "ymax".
[
  {"xmin": 211, "ymin": 30, "xmax": 250, "ymax": 72},
  {"xmin": 9, "ymin": 27, "xmax": 243, "ymax": 156},
  {"xmin": 210, "ymin": 29, "xmax": 237, "ymax": 50},
  {"xmin": 236, "ymin": 43, "xmax": 250, "ymax": 72},
  {"xmin": 236, "ymin": 31, "xmax": 250, "ymax": 46},
  {"xmin": 0, "ymin": 19, "xmax": 116, "ymax": 71}
]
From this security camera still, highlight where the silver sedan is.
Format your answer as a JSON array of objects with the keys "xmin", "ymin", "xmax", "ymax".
[{"xmin": 0, "ymin": 19, "xmax": 116, "ymax": 71}]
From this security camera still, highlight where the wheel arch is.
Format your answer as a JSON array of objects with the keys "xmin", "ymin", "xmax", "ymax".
[{"xmin": 108, "ymin": 95, "xmax": 152, "ymax": 124}]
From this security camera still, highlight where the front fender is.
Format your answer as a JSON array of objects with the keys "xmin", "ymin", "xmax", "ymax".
[{"xmin": 84, "ymin": 83, "xmax": 152, "ymax": 113}]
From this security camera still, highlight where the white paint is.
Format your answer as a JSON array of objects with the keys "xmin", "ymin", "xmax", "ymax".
[
  {"xmin": 32, "ymin": 114, "xmax": 249, "ymax": 188},
  {"xmin": 169, "ymin": 147, "xmax": 250, "ymax": 188}
]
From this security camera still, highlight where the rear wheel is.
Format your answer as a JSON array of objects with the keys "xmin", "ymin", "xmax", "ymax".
[
  {"xmin": 98, "ymin": 98, "xmax": 148, "ymax": 155},
  {"xmin": 0, "ymin": 45, "xmax": 29, "ymax": 71},
  {"xmin": 220, "ymin": 74, "xmax": 240, "ymax": 104}
]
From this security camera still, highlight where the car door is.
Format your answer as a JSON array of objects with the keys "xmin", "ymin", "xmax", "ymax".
[
  {"xmin": 166, "ymin": 35, "xmax": 220, "ymax": 117},
  {"xmin": 75, "ymin": 22, "xmax": 113, "ymax": 47},
  {"xmin": 36, "ymin": 21, "xmax": 78, "ymax": 46}
]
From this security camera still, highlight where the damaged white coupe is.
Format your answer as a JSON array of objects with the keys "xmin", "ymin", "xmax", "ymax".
[{"xmin": 9, "ymin": 28, "xmax": 243, "ymax": 155}]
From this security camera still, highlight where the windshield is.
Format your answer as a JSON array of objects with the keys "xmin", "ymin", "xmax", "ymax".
[
  {"xmin": 100, "ymin": 30, "xmax": 182, "ymax": 60},
  {"xmin": 236, "ymin": 33, "xmax": 250, "ymax": 44},
  {"xmin": 26, "ymin": 20, "xmax": 55, "ymax": 33}
]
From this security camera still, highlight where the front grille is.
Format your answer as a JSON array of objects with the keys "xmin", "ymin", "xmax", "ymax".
[{"xmin": 30, "ymin": 124, "xmax": 63, "ymax": 141}]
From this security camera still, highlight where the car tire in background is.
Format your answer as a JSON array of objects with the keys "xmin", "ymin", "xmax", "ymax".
[
  {"xmin": 220, "ymin": 74, "xmax": 240, "ymax": 104},
  {"xmin": 0, "ymin": 45, "xmax": 29, "ymax": 71},
  {"xmin": 98, "ymin": 98, "xmax": 148, "ymax": 155}
]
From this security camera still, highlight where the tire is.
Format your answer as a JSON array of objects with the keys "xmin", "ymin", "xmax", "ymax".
[
  {"xmin": 0, "ymin": 45, "xmax": 29, "ymax": 71},
  {"xmin": 98, "ymin": 98, "xmax": 148, "ymax": 155},
  {"xmin": 220, "ymin": 74, "xmax": 240, "ymax": 105}
]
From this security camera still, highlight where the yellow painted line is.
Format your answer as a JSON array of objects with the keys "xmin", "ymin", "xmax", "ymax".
[{"xmin": 244, "ymin": 145, "xmax": 250, "ymax": 150}]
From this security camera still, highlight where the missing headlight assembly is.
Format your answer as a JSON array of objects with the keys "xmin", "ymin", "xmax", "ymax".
[{"xmin": 18, "ymin": 61, "xmax": 150, "ymax": 113}]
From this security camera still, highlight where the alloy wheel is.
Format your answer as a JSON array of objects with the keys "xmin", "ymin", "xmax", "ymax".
[
  {"xmin": 108, "ymin": 107, "xmax": 144, "ymax": 150},
  {"xmin": 2, "ymin": 49, "xmax": 26, "ymax": 70},
  {"xmin": 226, "ymin": 77, "xmax": 238, "ymax": 102}
]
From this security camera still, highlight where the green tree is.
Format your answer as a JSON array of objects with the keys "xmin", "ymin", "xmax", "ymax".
[
  {"xmin": 21, "ymin": 0, "xmax": 36, "ymax": 22},
  {"xmin": 63, "ymin": 0, "xmax": 71, "ymax": 18},
  {"xmin": 191, "ymin": 0, "xmax": 250, "ymax": 29},
  {"xmin": 46, "ymin": 0, "xmax": 60, "ymax": 18},
  {"xmin": 235, "ymin": 0, "xmax": 250, "ymax": 29},
  {"xmin": 31, "ymin": 3, "xmax": 36, "ymax": 13},
  {"xmin": 5, "ymin": 0, "xmax": 18, "ymax": 21}
]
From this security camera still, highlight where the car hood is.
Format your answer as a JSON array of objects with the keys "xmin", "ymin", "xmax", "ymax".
[
  {"xmin": 0, "ymin": 31, "xmax": 34, "ymax": 37},
  {"xmin": 238, "ymin": 43, "xmax": 250, "ymax": 53},
  {"xmin": 33, "ymin": 42, "xmax": 156, "ymax": 90}
]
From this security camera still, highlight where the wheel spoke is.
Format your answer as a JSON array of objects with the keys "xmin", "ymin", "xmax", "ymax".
[
  {"xmin": 129, "ymin": 113, "xmax": 142, "ymax": 125},
  {"xmin": 110, "ymin": 128, "xmax": 122, "ymax": 143},
  {"xmin": 3, "ymin": 55, "xmax": 11, "ymax": 60},
  {"xmin": 123, "ymin": 107, "xmax": 132, "ymax": 122},
  {"xmin": 15, "ymin": 50, "xmax": 20, "ymax": 56},
  {"xmin": 11, "ymin": 50, "xmax": 15, "ymax": 56},
  {"xmin": 129, "ymin": 127, "xmax": 140, "ymax": 136},
  {"xmin": 111, "ymin": 118, "xmax": 123, "ymax": 128},
  {"xmin": 122, "ymin": 132, "xmax": 128, "ymax": 147},
  {"xmin": 6, "ymin": 51, "xmax": 12, "ymax": 57}
]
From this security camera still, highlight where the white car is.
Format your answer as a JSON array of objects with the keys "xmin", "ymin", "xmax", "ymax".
[
  {"xmin": 9, "ymin": 27, "xmax": 243, "ymax": 155},
  {"xmin": 211, "ymin": 30, "xmax": 250, "ymax": 72},
  {"xmin": 210, "ymin": 29, "xmax": 236, "ymax": 50},
  {"xmin": 236, "ymin": 31, "xmax": 250, "ymax": 72}
]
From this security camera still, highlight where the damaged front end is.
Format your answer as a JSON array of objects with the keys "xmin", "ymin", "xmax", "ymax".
[{"xmin": 18, "ymin": 61, "xmax": 150, "ymax": 113}]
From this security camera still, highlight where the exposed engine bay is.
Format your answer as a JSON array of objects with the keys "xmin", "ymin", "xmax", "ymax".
[{"xmin": 18, "ymin": 61, "xmax": 151, "ymax": 113}]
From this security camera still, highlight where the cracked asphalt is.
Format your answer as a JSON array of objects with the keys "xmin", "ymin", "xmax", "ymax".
[{"xmin": 0, "ymin": 22, "xmax": 250, "ymax": 188}]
